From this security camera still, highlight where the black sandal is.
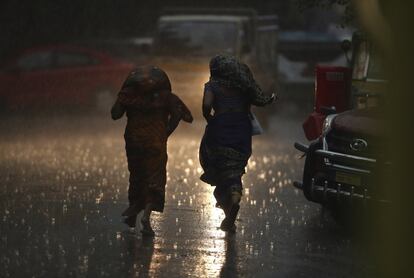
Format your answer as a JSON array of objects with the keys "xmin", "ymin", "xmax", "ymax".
[
  {"xmin": 220, "ymin": 218, "xmax": 236, "ymax": 233},
  {"xmin": 123, "ymin": 214, "xmax": 137, "ymax": 228},
  {"xmin": 140, "ymin": 219, "xmax": 155, "ymax": 236},
  {"xmin": 220, "ymin": 203, "xmax": 239, "ymax": 233}
]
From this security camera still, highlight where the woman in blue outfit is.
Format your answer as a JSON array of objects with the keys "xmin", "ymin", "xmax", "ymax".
[{"xmin": 199, "ymin": 55, "xmax": 274, "ymax": 232}]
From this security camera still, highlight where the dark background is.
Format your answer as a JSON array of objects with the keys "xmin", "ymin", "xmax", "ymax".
[{"xmin": 0, "ymin": 0, "xmax": 341, "ymax": 59}]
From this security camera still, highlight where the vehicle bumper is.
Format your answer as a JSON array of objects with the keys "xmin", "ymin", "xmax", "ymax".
[{"xmin": 294, "ymin": 142, "xmax": 390, "ymax": 205}]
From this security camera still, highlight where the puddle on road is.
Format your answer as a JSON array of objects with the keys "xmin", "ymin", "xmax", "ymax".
[{"xmin": 0, "ymin": 120, "xmax": 372, "ymax": 277}]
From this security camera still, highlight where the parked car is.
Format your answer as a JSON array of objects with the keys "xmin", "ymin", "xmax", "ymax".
[
  {"xmin": 0, "ymin": 44, "xmax": 135, "ymax": 112},
  {"xmin": 77, "ymin": 37, "xmax": 153, "ymax": 64},
  {"xmin": 293, "ymin": 32, "xmax": 390, "ymax": 212}
]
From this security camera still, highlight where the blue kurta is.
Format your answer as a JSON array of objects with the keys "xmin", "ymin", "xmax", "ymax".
[{"xmin": 199, "ymin": 81, "xmax": 252, "ymax": 194}]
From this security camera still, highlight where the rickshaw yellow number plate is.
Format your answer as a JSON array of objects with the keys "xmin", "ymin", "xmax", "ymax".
[{"xmin": 335, "ymin": 172, "xmax": 361, "ymax": 186}]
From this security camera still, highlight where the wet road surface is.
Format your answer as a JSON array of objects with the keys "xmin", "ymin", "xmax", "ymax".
[{"xmin": 0, "ymin": 115, "xmax": 373, "ymax": 277}]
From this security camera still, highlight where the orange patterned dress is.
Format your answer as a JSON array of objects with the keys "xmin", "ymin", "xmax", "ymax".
[{"xmin": 111, "ymin": 66, "xmax": 192, "ymax": 213}]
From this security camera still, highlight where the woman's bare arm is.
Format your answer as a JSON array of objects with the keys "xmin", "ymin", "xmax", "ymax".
[
  {"xmin": 166, "ymin": 93, "xmax": 193, "ymax": 136},
  {"xmin": 202, "ymin": 89, "xmax": 214, "ymax": 122},
  {"xmin": 111, "ymin": 99, "xmax": 126, "ymax": 120}
]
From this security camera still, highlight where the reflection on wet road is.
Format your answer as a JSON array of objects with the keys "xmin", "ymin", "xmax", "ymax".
[{"xmin": 0, "ymin": 116, "xmax": 371, "ymax": 277}]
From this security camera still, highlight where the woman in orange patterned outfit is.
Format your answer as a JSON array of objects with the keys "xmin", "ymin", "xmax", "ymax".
[{"xmin": 111, "ymin": 66, "xmax": 193, "ymax": 236}]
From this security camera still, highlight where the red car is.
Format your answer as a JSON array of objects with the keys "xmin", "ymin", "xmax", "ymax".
[{"xmin": 0, "ymin": 44, "xmax": 136, "ymax": 112}]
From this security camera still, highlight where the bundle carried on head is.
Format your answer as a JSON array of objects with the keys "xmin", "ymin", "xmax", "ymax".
[
  {"xmin": 116, "ymin": 65, "xmax": 193, "ymax": 123},
  {"xmin": 117, "ymin": 66, "xmax": 172, "ymax": 109}
]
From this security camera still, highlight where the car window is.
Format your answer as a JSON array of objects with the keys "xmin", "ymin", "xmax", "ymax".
[
  {"xmin": 56, "ymin": 51, "xmax": 98, "ymax": 68},
  {"xmin": 17, "ymin": 51, "xmax": 53, "ymax": 71}
]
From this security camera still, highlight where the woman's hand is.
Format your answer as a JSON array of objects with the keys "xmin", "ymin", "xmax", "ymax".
[
  {"xmin": 267, "ymin": 93, "xmax": 278, "ymax": 105},
  {"xmin": 202, "ymin": 89, "xmax": 214, "ymax": 123}
]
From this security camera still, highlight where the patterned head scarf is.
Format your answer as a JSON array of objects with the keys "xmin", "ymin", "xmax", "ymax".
[{"xmin": 209, "ymin": 55, "xmax": 271, "ymax": 106}]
